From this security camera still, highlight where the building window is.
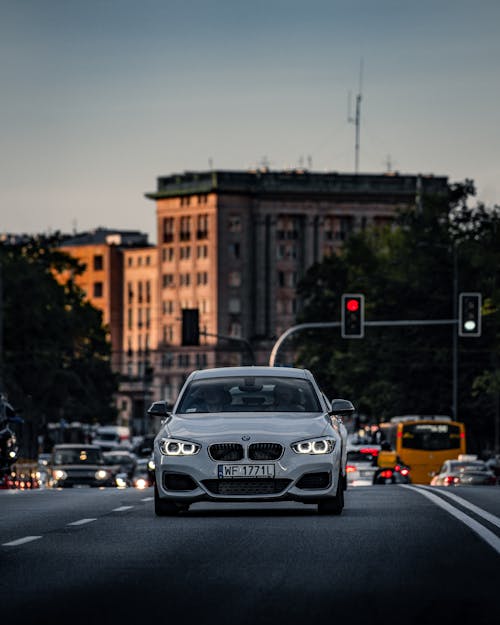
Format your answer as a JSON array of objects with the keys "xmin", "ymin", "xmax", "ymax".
[
  {"xmin": 127, "ymin": 308, "xmax": 133, "ymax": 330},
  {"xmin": 162, "ymin": 325, "xmax": 174, "ymax": 343},
  {"xmin": 163, "ymin": 217, "xmax": 174, "ymax": 243},
  {"xmin": 138, "ymin": 281, "xmax": 143, "ymax": 303},
  {"xmin": 197, "ymin": 214, "xmax": 208, "ymax": 239},
  {"xmin": 146, "ymin": 255, "xmax": 151, "ymax": 266},
  {"xmin": 228, "ymin": 271, "xmax": 241, "ymax": 287},
  {"xmin": 127, "ymin": 282, "xmax": 133, "ymax": 305},
  {"xmin": 228, "ymin": 298, "xmax": 241, "ymax": 313},
  {"xmin": 162, "ymin": 274, "xmax": 174, "ymax": 288},
  {"xmin": 180, "ymin": 246, "xmax": 191, "ymax": 260},
  {"xmin": 162, "ymin": 247, "xmax": 174, "ymax": 262},
  {"xmin": 162, "ymin": 300, "xmax": 175, "ymax": 315},
  {"xmin": 229, "ymin": 243, "xmax": 240, "ymax": 259},
  {"xmin": 178, "ymin": 353, "xmax": 190, "ymax": 367},
  {"xmin": 229, "ymin": 322, "xmax": 242, "ymax": 337},
  {"xmin": 197, "ymin": 245, "xmax": 208, "ymax": 259},
  {"xmin": 180, "ymin": 273, "xmax": 191, "ymax": 287},
  {"xmin": 197, "ymin": 272, "xmax": 208, "ymax": 286},
  {"xmin": 180, "ymin": 216, "xmax": 191, "ymax": 241},
  {"xmin": 93, "ymin": 255, "xmax": 103, "ymax": 271},
  {"xmin": 93, "ymin": 282, "xmax": 103, "ymax": 297},
  {"xmin": 228, "ymin": 215, "xmax": 242, "ymax": 232},
  {"xmin": 180, "ymin": 196, "xmax": 191, "ymax": 206},
  {"xmin": 199, "ymin": 299, "xmax": 210, "ymax": 314},
  {"xmin": 127, "ymin": 257, "xmax": 133, "ymax": 267},
  {"xmin": 278, "ymin": 272, "xmax": 285, "ymax": 287},
  {"xmin": 146, "ymin": 281, "xmax": 151, "ymax": 304}
]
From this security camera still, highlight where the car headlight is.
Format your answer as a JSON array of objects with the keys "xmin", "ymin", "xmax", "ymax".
[
  {"xmin": 53, "ymin": 469, "xmax": 67, "ymax": 480},
  {"xmin": 291, "ymin": 437, "xmax": 335, "ymax": 455},
  {"xmin": 147, "ymin": 459, "xmax": 155, "ymax": 471},
  {"xmin": 159, "ymin": 438, "xmax": 201, "ymax": 456},
  {"xmin": 95, "ymin": 469, "xmax": 110, "ymax": 480}
]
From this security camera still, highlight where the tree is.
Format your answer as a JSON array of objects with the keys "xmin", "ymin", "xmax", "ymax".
[
  {"xmin": 0, "ymin": 235, "xmax": 118, "ymax": 430},
  {"xmin": 295, "ymin": 182, "xmax": 500, "ymax": 453}
]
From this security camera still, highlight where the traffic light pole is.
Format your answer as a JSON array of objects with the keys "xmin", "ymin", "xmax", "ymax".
[{"xmin": 269, "ymin": 318, "xmax": 457, "ymax": 365}]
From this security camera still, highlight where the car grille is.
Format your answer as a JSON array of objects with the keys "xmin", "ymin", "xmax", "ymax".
[
  {"xmin": 208, "ymin": 443, "xmax": 244, "ymax": 461},
  {"xmin": 296, "ymin": 472, "xmax": 331, "ymax": 490},
  {"xmin": 164, "ymin": 473, "xmax": 197, "ymax": 491},
  {"xmin": 248, "ymin": 443, "xmax": 283, "ymax": 460},
  {"xmin": 203, "ymin": 479, "xmax": 291, "ymax": 496}
]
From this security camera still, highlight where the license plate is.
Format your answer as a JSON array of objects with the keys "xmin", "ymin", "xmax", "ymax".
[{"xmin": 218, "ymin": 464, "xmax": 275, "ymax": 479}]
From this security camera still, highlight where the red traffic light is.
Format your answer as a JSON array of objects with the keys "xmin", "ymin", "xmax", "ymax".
[{"xmin": 346, "ymin": 299, "xmax": 360, "ymax": 312}]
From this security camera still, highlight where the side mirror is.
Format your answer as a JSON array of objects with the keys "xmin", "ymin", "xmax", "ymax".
[
  {"xmin": 329, "ymin": 398, "xmax": 355, "ymax": 417},
  {"xmin": 147, "ymin": 401, "xmax": 171, "ymax": 418}
]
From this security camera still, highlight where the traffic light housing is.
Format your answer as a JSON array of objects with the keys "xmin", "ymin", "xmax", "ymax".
[
  {"xmin": 181, "ymin": 308, "xmax": 200, "ymax": 346},
  {"xmin": 459, "ymin": 293, "xmax": 481, "ymax": 337},
  {"xmin": 341, "ymin": 294, "xmax": 365, "ymax": 338}
]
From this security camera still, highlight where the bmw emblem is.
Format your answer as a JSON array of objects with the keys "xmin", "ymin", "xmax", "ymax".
[{"xmin": 242, "ymin": 435, "xmax": 251, "ymax": 441}]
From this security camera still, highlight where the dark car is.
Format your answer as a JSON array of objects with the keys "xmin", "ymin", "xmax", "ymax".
[
  {"xmin": 103, "ymin": 450, "xmax": 137, "ymax": 478},
  {"xmin": 49, "ymin": 444, "xmax": 116, "ymax": 488}
]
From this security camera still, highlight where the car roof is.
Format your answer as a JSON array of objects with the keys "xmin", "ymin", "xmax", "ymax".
[{"xmin": 188, "ymin": 366, "xmax": 312, "ymax": 381}]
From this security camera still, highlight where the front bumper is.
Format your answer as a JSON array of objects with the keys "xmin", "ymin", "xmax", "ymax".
[{"xmin": 155, "ymin": 448, "xmax": 341, "ymax": 503}]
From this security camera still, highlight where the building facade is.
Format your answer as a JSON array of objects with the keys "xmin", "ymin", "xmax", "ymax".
[{"xmin": 59, "ymin": 228, "xmax": 150, "ymax": 371}]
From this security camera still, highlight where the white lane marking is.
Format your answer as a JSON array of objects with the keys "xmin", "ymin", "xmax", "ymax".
[
  {"xmin": 401, "ymin": 485, "xmax": 500, "ymax": 555},
  {"xmin": 112, "ymin": 506, "xmax": 134, "ymax": 512},
  {"xmin": 416, "ymin": 485, "xmax": 500, "ymax": 530},
  {"xmin": 141, "ymin": 497, "xmax": 153, "ymax": 502},
  {"xmin": 3, "ymin": 536, "xmax": 42, "ymax": 547},
  {"xmin": 67, "ymin": 518, "xmax": 97, "ymax": 526}
]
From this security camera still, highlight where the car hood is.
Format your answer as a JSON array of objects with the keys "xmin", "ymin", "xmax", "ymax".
[{"xmin": 161, "ymin": 412, "xmax": 330, "ymax": 443}]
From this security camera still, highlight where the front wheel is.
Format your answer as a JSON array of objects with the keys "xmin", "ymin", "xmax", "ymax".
[
  {"xmin": 154, "ymin": 483, "xmax": 189, "ymax": 516},
  {"xmin": 317, "ymin": 473, "xmax": 344, "ymax": 515}
]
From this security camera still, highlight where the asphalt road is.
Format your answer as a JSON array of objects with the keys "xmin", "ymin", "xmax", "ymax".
[{"xmin": 1, "ymin": 485, "xmax": 499, "ymax": 625}]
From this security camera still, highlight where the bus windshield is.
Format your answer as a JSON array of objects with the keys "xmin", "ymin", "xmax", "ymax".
[{"xmin": 401, "ymin": 423, "xmax": 461, "ymax": 451}]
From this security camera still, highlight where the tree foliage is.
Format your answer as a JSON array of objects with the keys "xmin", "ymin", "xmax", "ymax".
[
  {"xmin": 0, "ymin": 235, "xmax": 118, "ymax": 425},
  {"xmin": 295, "ymin": 182, "xmax": 500, "ymax": 452}
]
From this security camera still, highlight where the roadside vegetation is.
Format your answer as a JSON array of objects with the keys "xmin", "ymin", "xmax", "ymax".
[{"xmin": 296, "ymin": 181, "xmax": 500, "ymax": 453}]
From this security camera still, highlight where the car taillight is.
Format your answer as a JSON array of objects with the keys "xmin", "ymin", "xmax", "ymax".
[
  {"xmin": 360, "ymin": 448, "xmax": 379, "ymax": 456},
  {"xmin": 400, "ymin": 468, "xmax": 409, "ymax": 477},
  {"xmin": 380, "ymin": 470, "xmax": 393, "ymax": 479},
  {"xmin": 346, "ymin": 465, "xmax": 356, "ymax": 473},
  {"xmin": 444, "ymin": 476, "xmax": 455, "ymax": 485}
]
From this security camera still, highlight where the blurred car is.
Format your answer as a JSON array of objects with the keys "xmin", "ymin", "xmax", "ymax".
[
  {"xmin": 431, "ymin": 458, "xmax": 497, "ymax": 486},
  {"xmin": 132, "ymin": 435, "xmax": 156, "ymax": 458},
  {"xmin": 49, "ymin": 444, "xmax": 116, "ymax": 488},
  {"xmin": 92, "ymin": 426, "xmax": 131, "ymax": 452},
  {"xmin": 345, "ymin": 448, "xmax": 380, "ymax": 486},
  {"xmin": 103, "ymin": 450, "xmax": 138, "ymax": 485},
  {"xmin": 130, "ymin": 458, "xmax": 155, "ymax": 489},
  {"xmin": 151, "ymin": 366, "xmax": 354, "ymax": 516}
]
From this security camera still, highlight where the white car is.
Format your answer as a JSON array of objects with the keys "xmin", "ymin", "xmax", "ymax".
[{"xmin": 150, "ymin": 366, "xmax": 354, "ymax": 516}]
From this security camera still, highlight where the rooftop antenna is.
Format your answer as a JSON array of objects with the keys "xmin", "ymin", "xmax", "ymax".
[{"xmin": 348, "ymin": 59, "xmax": 363, "ymax": 174}]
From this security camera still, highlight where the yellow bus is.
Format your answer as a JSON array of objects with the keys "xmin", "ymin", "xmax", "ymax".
[{"xmin": 379, "ymin": 416, "xmax": 466, "ymax": 484}]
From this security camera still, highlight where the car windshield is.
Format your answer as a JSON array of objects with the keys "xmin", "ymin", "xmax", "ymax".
[
  {"xmin": 53, "ymin": 448, "xmax": 103, "ymax": 465},
  {"xmin": 176, "ymin": 376, "xmax": 322, "ymax": 414}
]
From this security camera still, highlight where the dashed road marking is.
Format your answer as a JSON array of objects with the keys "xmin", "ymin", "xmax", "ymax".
[
  {"xmin": 141, "ymin": 497, "xmax": 153, "ymax": 502},
  {"xmin": 3, "ymin": 536, "xmax": 42, "ymax": 547},
  {"xmin": 112, "ymin": 506, "xmax": 134, "ymax": 512},
  {"xmin": 67, "ymin": 518, "xmax": 97, "ymax": 526}
]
